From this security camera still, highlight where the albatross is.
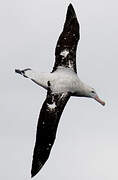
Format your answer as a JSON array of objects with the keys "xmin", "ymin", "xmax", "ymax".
[{"xmin": 15, "ymin": 3, "xmax": 105, "ymax": 178}]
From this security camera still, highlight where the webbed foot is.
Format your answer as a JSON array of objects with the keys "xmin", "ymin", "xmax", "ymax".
[{"xmin": 15, "ymin": 68, "xmax": 31, "ymax": 78}]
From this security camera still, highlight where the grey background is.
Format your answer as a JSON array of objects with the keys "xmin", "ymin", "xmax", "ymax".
[{"xmin": 0, "ymin": 0, "xmax": 118, "ymax": 179}]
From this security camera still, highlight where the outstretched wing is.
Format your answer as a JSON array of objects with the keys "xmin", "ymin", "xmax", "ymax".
[
  {"xmin": 52, "ymin": 4, "xmax": 80, "ymax": 73},
  {"xmin": 31, "ymin": 86, "xmax": 70, "ymax": 177}
]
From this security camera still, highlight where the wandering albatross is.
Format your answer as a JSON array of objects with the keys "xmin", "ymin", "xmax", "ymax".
[{"xmin": 15, "ymin": 3, "xmax": 105, "ymax": 178}]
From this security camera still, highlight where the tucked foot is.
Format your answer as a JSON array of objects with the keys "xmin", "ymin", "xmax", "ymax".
[{"xmin": 15, "ymin": 68, "xmax": 31, "ymax": 78}]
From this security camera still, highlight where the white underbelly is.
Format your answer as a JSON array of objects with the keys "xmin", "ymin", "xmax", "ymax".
[
  {"xmin": 26, "ymin": 67, "xmax": 81, "ymax": 94},
  {"xmin": 50, "ymin": 69, "xmax": 80, "ymax": 93}
]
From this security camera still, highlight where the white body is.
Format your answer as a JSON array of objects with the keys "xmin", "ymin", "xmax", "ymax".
[{"xmin": 24, "ymin": 67, "xmax": 90, "ymax": 97}]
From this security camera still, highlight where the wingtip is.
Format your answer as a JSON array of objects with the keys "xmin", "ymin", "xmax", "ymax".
[
  {"xmin": 66, "ymin": 3, "xmax": 76, "ymax": 19},
  {"xmin": 68, "ymin": 3, "xmax": 73, "ymax": 8},
  {"xmin": 31, "ymin": 168, "xmax": 37, "ymax": 178},
  {"xmin": 68, "ymin": 3, "xmax": 74, "ymax": 11},
  {"xmin": 31, "ymin": 160, "xmax": 43, "ymax": 178},
  {"xmin": 31, "ymin": 170, "xmax": 37, "ymax": 178},
  {"xmin": 31, "ymin": 172, "xmax": 36, "ymax": 178},
  {"xmin": 31, "ymin": 174, "xmax": 34, "ymax": 178}
]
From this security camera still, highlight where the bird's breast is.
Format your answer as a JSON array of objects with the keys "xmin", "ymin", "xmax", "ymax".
[{"xmin": 50, "ymin": 69, "xmax": 80, "ymax": 93}]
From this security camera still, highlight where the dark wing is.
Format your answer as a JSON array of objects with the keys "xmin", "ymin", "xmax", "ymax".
[
  {"xmin": 31, "ymin": 86, "xmax": 70, "ymax": 177},
  {"xmin": 52, "ymin": 3, "xmax": 80, "ymax": 73}
]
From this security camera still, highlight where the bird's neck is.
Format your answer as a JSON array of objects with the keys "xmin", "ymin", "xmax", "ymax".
[{"xmin": 74, "ymin": 80, "xmax": 91, "ymax": 97}]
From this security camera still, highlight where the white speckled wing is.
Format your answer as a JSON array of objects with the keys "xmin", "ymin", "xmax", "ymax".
[
  {"xmin": 31, "ymin": 86, "xmax": 70, "ymax": 177},
  {"xmin": 52, "ymin": 4, "xmax": 80, "ymax": 73}
]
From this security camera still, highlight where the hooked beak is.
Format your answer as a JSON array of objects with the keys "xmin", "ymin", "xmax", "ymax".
[{"xmin": 95, "ymin": 96, "xmax": 105, "ymax": 106}]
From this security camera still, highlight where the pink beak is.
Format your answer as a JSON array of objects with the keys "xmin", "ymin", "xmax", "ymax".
[{"xmin": 95, "ymin": 96, "xmax": 105, "ymax": 106}]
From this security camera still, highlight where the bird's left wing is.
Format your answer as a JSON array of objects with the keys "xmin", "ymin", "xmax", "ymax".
[{"xmin": 31, "ymin": 83, "xmax": 70, "ymax": 177}]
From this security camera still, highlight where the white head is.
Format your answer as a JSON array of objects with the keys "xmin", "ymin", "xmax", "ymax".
[
  {"xmin": 87, "ymin": 87, "xmax": 105, "ymax": 106},
  {"xmin": 76, "ymin": 82, "xmax": 105, "ymax": 106}
]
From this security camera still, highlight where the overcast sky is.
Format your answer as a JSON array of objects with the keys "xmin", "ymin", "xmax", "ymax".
[{"xmin": 0, "ymin": 0, "xmax": 118, "ymax": 179}]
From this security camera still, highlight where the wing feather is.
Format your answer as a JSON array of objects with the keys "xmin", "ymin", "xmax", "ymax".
[
  {"xmin": 31, "ymin": 89, "xmax": 70, "ymax": 177},
  {"xmin": 52, "ymin": 4, "xmax": 80, "ymax": 73}
]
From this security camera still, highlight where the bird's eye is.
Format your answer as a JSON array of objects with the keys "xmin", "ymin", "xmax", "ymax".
[{"xmin": 91, "ymin": 91, "xmax": 95, "ymax": 93}]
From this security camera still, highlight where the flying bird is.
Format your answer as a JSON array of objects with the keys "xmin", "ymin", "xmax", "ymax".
[{"xmin": 15, "ymin": 3, "xmax": 105, "ymax": 178}]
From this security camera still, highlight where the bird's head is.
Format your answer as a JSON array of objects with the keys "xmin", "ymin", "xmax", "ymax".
[{"xmin": 88, "ymin": 88, "xmax": 105, "ymax": 106}]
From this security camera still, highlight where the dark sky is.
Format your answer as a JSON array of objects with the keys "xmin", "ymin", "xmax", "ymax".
[{"xmin": 0, "ymin": 0, "xmax": 118, "ymax": 179}]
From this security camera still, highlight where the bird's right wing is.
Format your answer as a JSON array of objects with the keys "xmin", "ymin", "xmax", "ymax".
[
  {"xmin": 31, "ymin": 83, "xmax": 70, "ymax": 177},
  {"xmin": 52, "ymin": 4, "xmax": 80, "ymax": 73}
]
